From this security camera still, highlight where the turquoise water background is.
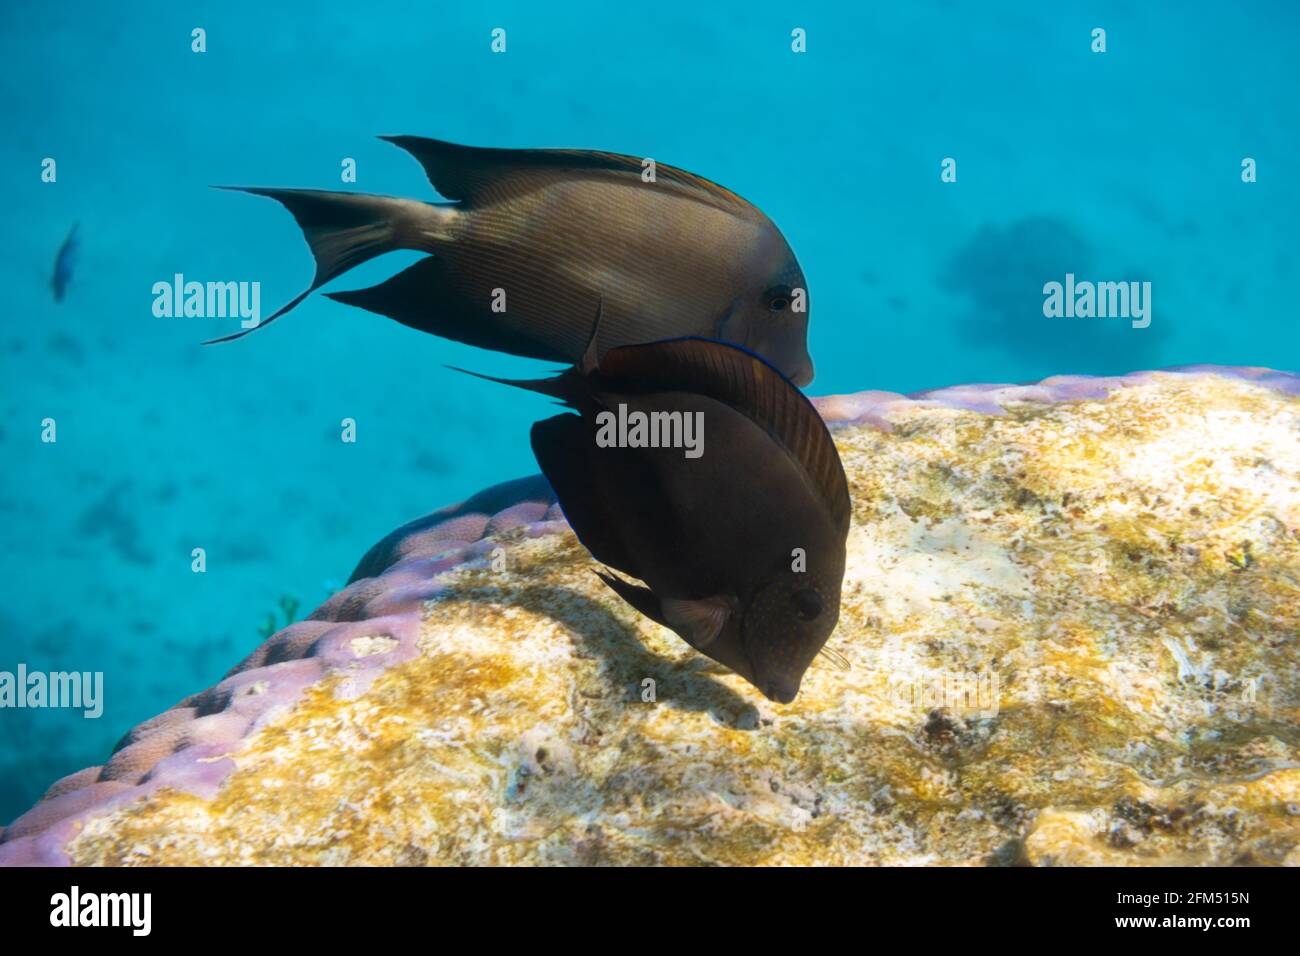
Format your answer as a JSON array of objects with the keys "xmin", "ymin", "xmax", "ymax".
[{"xmin": 1, "ymin": 1, "xmax": 1297, "ymax": 823}]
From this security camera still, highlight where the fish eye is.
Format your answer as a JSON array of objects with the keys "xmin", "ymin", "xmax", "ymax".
[
  {"xmin": 765, "ymin": 285, "xmax": 792, "ymax": 313},
  {"xmin": 791, "ymin": 588, "xmax": 822, "ymax": 621}
]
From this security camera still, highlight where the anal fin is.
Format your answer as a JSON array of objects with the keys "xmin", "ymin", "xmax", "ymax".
[
  {"xmin": 326, "ymin": 256, "xmax": 547, "ymax": 358},
  {"xmin": 593, "ymin": 570, "xmax": 667, "ymax": 628}
]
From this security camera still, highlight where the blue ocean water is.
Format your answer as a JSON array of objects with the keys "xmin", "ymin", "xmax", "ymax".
[{"xmin": 1, "ymin": 1, "xmax": 1297, "ymax": 823}]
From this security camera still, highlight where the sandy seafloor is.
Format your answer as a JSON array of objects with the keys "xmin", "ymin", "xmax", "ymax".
[{"xmin": 0, "ymin": 0, "xmax": 1297, "ymax": 823}]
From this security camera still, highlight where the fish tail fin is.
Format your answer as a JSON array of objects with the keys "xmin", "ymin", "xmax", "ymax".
[{"xmin": 204, "ymin": 187, "xmax": 451, "ymax": 344}]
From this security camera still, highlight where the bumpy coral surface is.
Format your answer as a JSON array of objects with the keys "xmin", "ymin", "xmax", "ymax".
[{"xmin": 2, "ymin": 366, "xmax": 1298, "ymax": 866}]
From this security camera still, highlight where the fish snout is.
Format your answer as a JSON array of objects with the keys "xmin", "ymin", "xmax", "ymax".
[
  {"xmin": 762, "ymin": 676, "xmax": 801, "ymax": 705},
  {"xmin": 789, "ymin": 359, "xmax": 814, "ymax": 388}
]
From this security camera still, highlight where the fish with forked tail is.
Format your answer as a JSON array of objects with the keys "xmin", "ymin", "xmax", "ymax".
[
  {"xmin": 211, "ymin": 136, "xmax": 815, "ymax": 384},
  {"xmin": 455, "ymin": 314, "xmax": 849, "ymax": 702}
]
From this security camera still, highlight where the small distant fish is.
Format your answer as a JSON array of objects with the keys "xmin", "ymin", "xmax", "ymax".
[
  {"xmin": 51, "ymin": 222, "xmax": 79, "ymax": 302},
  {"xmin": 458, "ymin": 312, "xmax": 850, "ymax": 702},
  {"xmin": 210, "ymin": 136, "xmax": 814, "ymax": 384}
]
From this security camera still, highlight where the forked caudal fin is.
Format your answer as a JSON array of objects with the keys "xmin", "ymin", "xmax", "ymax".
[{"xmin": 204, "ymin": 187, "xmax": 448, "ymax": 344}]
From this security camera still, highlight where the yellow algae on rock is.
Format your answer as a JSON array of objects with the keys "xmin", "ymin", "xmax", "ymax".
[{"xmin": 64, "ymin": 372, "xmax": 1300, "ymax": 865}]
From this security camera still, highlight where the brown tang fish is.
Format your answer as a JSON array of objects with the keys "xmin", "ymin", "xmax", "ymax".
[
  {"xmin": 209, "ymin": 136, "xmax": 814, "ymax": 384},
  {"xmin": 458, "ymin": 328, "xmax": 850, "ymax": 702}
]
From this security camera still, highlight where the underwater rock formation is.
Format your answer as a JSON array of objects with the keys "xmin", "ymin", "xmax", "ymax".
[{"xmin": 2, "ymin": 365, "xmax": 1298, "ymax": 866}]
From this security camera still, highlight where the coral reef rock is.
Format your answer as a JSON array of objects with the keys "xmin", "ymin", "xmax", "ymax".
[{"xmin": 3, "ymin": 366, "xmax": 1299, "ymax": 866}]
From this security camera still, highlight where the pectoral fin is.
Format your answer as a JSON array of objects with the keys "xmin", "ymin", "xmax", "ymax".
[
  {"xmin": 713, "ymin": 296, "xmax": 746, "ymax": 345},
  {"xmin": 593, "ymin": 571, "xmax": 735, "ymax": 651},
  {"xmin": 660, "ymin": 595, "xmax": 735, "ymax": 649}
]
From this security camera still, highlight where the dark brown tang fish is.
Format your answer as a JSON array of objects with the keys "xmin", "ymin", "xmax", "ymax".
[
  {"xmin": 459, "ymin": 320, "xmax": 849, "ymax": 702},
  {"xmin": 210, "ymin": 137, "xmax": 814, "ymax": 384}
]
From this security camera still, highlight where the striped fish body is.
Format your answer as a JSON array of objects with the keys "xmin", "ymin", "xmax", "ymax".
[
  {"xmin": 462, "ymin": 334, "xmax": 849, "ymax": 702},
  {"xmin": 216, "ymin": 138, "xmax": 814, "ymax": 385}
]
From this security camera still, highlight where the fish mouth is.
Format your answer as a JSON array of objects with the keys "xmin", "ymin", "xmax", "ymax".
[
  {"xmin": 761, "ymin": 678, "xmax": 800, "ymax": 705},
  {"xmin": 788, "ymin": 359, "xmax": 814, "ymax": 388}
]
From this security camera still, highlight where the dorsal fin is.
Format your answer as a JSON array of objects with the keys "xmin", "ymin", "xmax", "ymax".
[
  {"xmin": 596, "ymin": 338, "xmax": 852, "ymax": 535},
  {"xmin": 379, "ymin": 136, "xmax": 760, "ymax": 219}
]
